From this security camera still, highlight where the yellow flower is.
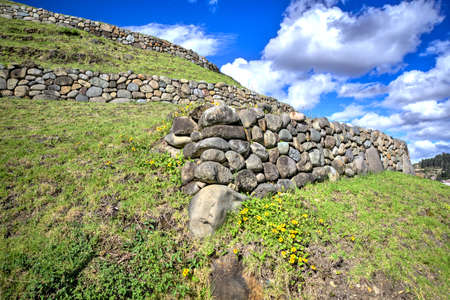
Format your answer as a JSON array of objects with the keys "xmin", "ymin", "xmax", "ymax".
[
  {"xmin": 129, "ymin": 137, "xmax": 133, "ymax": 142},
  {"xmin": 281, "ymin": 251, "xmax": 287, "ymax": 257},
  {"xmin": 168, "ymin": 162, "xmax": 172, "ymax": 167},
  {"xmin": 132, "ymin": 146, "xmax": 136, "ymax": 152},
  {"xmin": 351, "ymin": 236, "xmax": 355, "ymax": 241},
  {"xmin": 280, "ymin": 228, "xmax": 286, "ymax": 232},
  {"xmin": 311, "ymin": 265, "xmax": 316, "ymax": 270},
  {"xmin": 278, "ymin": 237, "xmax": 284, "ymax": 243},
  {"xmin": 319, "ymin": 218, "xmax": 324, "ymax": 224},
  {"xmin": 272, "ymin": 228, "xmax": 279, "ymax": 234},
  {"xmin": 149, "ymin": 160, "xmax": 155, "ymax": 165},
  {"xmin": 264, "ymin": 204, "xmax": 269, "ymax": 209},
  {"xmin": 233, "ymin": 249, "xmax": 238, "ymax": 254},
  {"xmin": 264, "ymin": 212, "xmax": 269, "ymax": 217},
  {"xmin": 291, "ymin": 220, "xmax": 298, "ymax": 225},
  {"xmin": 291, "ymin": 247, "xmax": 297, "ymax": 253},
  {"xmin": 290, "ymin": 234, "xmax": 296, "ymax": 239},
  {"xmin": 302, "ymin": 213, "xmax": 308, "ymax": 218},
  {"xmin": 289, "ymin": 257, "xmax": 296, "ymax": 264},
  {"xmin": 302, "ymin": 257, "xmax": 308, "ymax": 263},
  {"xmin": 105, "ymin": 161, "xmax": 111, "ymax": 165},
  {"xmin": 182, "ymin": 268, "xmax": 190, "ymax": 277},
  {"xmin": 243, "ymin": 217, "xmax": 248, "ymax": 221},
  {"xmin": 256, "ymin": 215, "xmax": 262, "ymax": 221},
  {"xmin": 240, "ymin": 208, "xmax": 248, "ymax": 215},
  {"xmin": 237, "ymin": 220, "xmax": 242, "ymax": 225}
]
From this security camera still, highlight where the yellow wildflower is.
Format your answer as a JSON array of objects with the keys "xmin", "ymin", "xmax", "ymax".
[
  {"xmin": 319, "ymin": 218, "xmax": 324, "ymax": 224},
  {"xmin": 243, "ymin": 217, "xmax": 248, "ymax": 221},
  {"xmin": 256, "ymin": 215, "xmax": 262, "ymax": 221},
  {"xmin": 233, "ymin": 249, "xmax": 238, "ymax": 255},
  {"xmin": 264, "ymin": 211, "xmax": 269, "ymax": 217},
  {"xmin": 291, "ymin": 247, "xmax": 297, "ymax": 253},
  {"xmin": 302, "ymin": 213, "xmax": 308, "ymax": 218},
  {"xmin": 129, "ymin": 137, "xmax": 133, "ymax": 142},
  {"xmin": 132, "ymin": 146, "xmax": 136, "ymax": 152},
  {"xmin": 182, "ymin": 268, "xmax": 190, "ymax": 277},
  {"xmin": 281, "ymin": 251, "xmax": 287, "ymax": 257},
  {"xmin": 272, "ymin": 228, "xmax": 279, "ymax": 234},
  {"xmin": 302, "ymin": 257, "xmax": 308, "ymax": 263},
  {"xmin": 240, "ymin": 208, "xmax": 248, "ymax": 215},
  {"xmin": 311, "ymin": 265, "xmax": 316, "ymax": 270},
  {"xmin": 280, "ymin": 228, "xmax": 286, "ymax": 232},
  {"xmin": 351, "ymin": 236, "xmax": 355, "ymax": 241},
  {"xmin": 290, "ymin": 234, "xmax": 296, "ymax": 239},
  {"xmin": 291, "ymin": 219, "xmax": 298, "ymax": 225},
  {"xmin": 278, "ymin": 237, "xmax": 284, "ymax": 243}
]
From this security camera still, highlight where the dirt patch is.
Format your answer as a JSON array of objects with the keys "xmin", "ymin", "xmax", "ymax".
[{"xmin": 301, "ymin": 242, "xmax": 413, "ymax": 300}]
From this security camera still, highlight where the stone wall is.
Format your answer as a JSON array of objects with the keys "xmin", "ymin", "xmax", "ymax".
[
  {"xmin": 169, "ymin": 105, "xmax": 415, "ymax": 197},
  {"xmin": 0, "ymin": 63, "xmax": 293, "ymax": 113},
  {"xmin": 0, "ymin": 3, "xmax": 219, "ymax": 72}
]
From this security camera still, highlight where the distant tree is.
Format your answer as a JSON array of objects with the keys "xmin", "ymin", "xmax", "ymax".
[{"xmin": 419, "ymin": 153, "xmax": 450, "ymax": 180}]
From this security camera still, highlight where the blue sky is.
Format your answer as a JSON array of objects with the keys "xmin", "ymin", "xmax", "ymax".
[{"xmin": 21, "ymin": 0, "xmax": 450, "ymax": 161}]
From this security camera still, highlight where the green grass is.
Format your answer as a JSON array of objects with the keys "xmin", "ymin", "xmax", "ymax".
[
  {"xmin": 1, "ymin": 99, "xmax": 449, "ymax": 299},
  {"xmin": 0, "ymin": 17, "xmax": 240, "ymax": 86}
]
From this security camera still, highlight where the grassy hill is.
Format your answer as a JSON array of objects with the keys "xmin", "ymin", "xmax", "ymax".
[
  {"xmin": 0, "ymin": 16, "xmax": 239, "ymax": 85},
  {"xmin": 1, "ymin": 99, "xmax": 448, "ymax": 299}
]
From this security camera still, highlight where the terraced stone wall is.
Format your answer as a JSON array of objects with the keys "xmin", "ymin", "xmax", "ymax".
[
  {"xmin": 0, "ymin": 3, "xmax": 219, "ymax": 72},
  {"xmin": 0, "ymin": 64, "xmax": 293, "ymax": 113},
  {"xmin": 168, "ymin": 105, "xmax": 415, "ymax": 197}
]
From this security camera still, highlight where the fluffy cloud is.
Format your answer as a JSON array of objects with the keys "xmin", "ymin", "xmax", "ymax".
[
  {"xmin": 338, "ymin": 82, "xmax": 387, "ymax": 99},
  {"xmin": 383, "ymin": 52, "xmax": 450, "ymax": 106},
  {"xmin": 263, "ymin": 0, "xmax": 443, "ymax": 76},
  {"xmin": 328, "ymin": 104, "xmax": 366, "ymax": 121},
  {"xmin": 125, "ymin": 23, "xmax": 228, "ymax": 57},
  {"xmin": 409, "ymin": 140, "xmax": 450, "ymax": 161},
  {"xmin": 420, "ymin": 39, "xmax": 450, "ymax": 56}
]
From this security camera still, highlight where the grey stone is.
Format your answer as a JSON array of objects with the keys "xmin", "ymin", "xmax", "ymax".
[
  {"xmin": 268, "ymin": 148, "xmax": 280, "ymax": 164},
  {"xmin": 140, "ymin": 84, "xmax": 153, "ymax": 93},
  {"xmin": 89, "ymin": 77, "xmax": 108, "ymax": 88},
  {"xmin": 310, "ymin": 129, "xmax": 321, "ymax": 142},
  {"xmin": 292, "ymin": 173, "xmax": 313, "ymax": 188},
  {"xmin": 190, "ymin": 132, "xmax": 203, "ymax": 142},
  {"xmin": 256, "ymin": 173, "xmax": 265, "ymax": 183},
  {"xmin": 171, "ymin": 117, "xmax": 198, "ymax": 136},
  {"xmin": 189, "ymin": 185, "xmax": 247, "ymax": 237},
  {"xmin": 313, "ymin": 117, "xmax": 330, "ymax": 130},
  {"xmin": 302, "ymin": 142, "xmax": 315, "ymax": 151},
  {"xmin": 238, "ymin": 109, "xmax": 257, "ymax": 128},
  {"xmin": 199, "ymin": 105, "xmax": 239, "ymax": 127},
  {"xmin": 402, "ymin": 154, "xmax": 415, "ymax": 175},
  {"xmin": 366, "ymin": 146, "xmax": 384, "ymax": 173},
  {"xmin": 312, "ymin": 167, "xmax": 328, "ymax": 182},
  {"xmin": 185, "ymin": 137, "xmax": 230, "ymax": 158},
  {"xmin": 110, "ymin": 98, "xmax": 131, "ymax": 103},
  {"xmin": 277, "ymin": 179, "xmax": 296, "ymax": 192},
  {"xmin": 194, "ymin": 161, "xmax": 233, "ymax": 184},
  {"xmin": 345, "ymin": 148, "xmax": 354, "ymax": 163},
  {"xmin": 30, "ymin": 84, "xmax": 46, "ymax": 90},
  {"xmin": 225, "ymin": 151, "xmax": 245, "ymax": 171},
  {"xmin": 276, "ymin": 156, "xmax": 297, "ymax": 178},
  {"xmin": 164, "ymin": 133, "xmax": 192, "ymax": 148},
  {"xmin": 181, "ymin": 181, "xmax": 204, "ymax": 196},
  {"xmin": 296, "ymin": 152, "xmax": 312, "ymax": 172},
  {"xmin": 250, "ymin": 142, "xmax": 268, "ymax": 161},
  {"xmin": 263, "ymin": 162, "xmax": 279, "ymax": 182},
  {"xmin": 10, "ymin": 68, "xmax": 26, "ymax": 79},
  {"xmin": 201, "ymin": 149, "xmax": 226, "ymax": 163},
  {"xmin": 117, "ymin": 89, "xmax": 131, "ymax": 98},
  {"xmin": 251, "ymin": 183, "xmax": 279, "ymax": 198},
  {"xmin": 235, "ymin": 170, "xmax": 258, "ymax": 192},
  {"xmin": 326, "ymin": 166, "xmax": 340, "ymax": 182},
  {"xmin": 279, "ymin": 129, "xmax": 292, "ymax": 142},
  {"xmin": 86, "ymin": 86, "xmax": 102, "ymax": 97},
  {"xmin": 42, "ymin": 72, "xmax": 56, "ymax": 80},
  {"xmin": 229, "ymin": 140, "xmax": 250, "ymax": 157},
  {"xmin": 202, "ymin": 125, "xmax": 246, "ymax": 140},
  {"xmin": 296, "ymin": 123, "xmax": 308, "ymax": 133},
  {"xmin": 290, "ymin": 111, "xmax": 306, "ymax": 121},
  {"xmin": 27, "ymin": 68, "xmax": 42, "ymax": 76},
  {"xmin": 251, "ymin": 126, "xmax": 263, "ymax": 143},
  {"xmin": 331, "ymin": 156, "xmax": 346, "ymax": 175},
  {"xmin": 14, "ymin": 85, "xmax": 28, "ymax": 97},
  {"xmin": 288, "ymin": 147, "xmax": 301, "ymax": 162},
  {"xmin": 278, "ymin": 142, "xmax": 289, "ymax": 155},
  {"xmin": 363, "ymin": 140, "xmax": 372, "ymax": 149},
  {"xmin": 0, "ymin": 78, "xmax": 5, "ymax": 90},
  {"xmin": 296, "ymin": 133, "xmax": 306, "ymax": 144},
  {"xmin": 265, "ymin": 114, "xmax": 282, "ymax": 132},
  {"xmin": 324, "ymin": 136, "xmax": 336, "ymax": 149},
  {"xmin": 309, "ymin": 149, "xmax": 324, "ymax": 167},
  {"xmin": 127, "ymin": 82, "xmax": 139, "ymax": 92},
  {"xmin": 246, "ymin": 154, "xmax": 263, "ymax": 172},
  {"xmin": 353, "ymin": 155, "xmax": 368, "ymax": 175},
  {"xmin": 181, "ymin": 161, "xmax": 197, "ymax": 185},
  {"xmin": 264, "ymin": 130, "xmax": 278, "ymax": 148},
  {"xmin": 281, "ymin": 113, "xmax": 291, "ymax": 127},
  {"xmin": 75, "ymin": 94, "xmax": 89, "ymax": 102},
  {"xmin": 54, "ymin": 76, "xmax": 73, "ymax": 86},
  {"xmin": 345, "ymin": 168, "xmax": 355, "ymax": 177}
]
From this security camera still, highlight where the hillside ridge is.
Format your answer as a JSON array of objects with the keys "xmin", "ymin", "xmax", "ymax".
[{"xmin": 0, "ymin": 1, "xmax": 220, "ymax": 72}]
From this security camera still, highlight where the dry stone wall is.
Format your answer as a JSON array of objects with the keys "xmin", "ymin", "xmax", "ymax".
[
  {"xmin": 0, "ymin": 63, "xmax": 293, "ymax": 112},
  {"xmin": 0, "ymin": 3, "xmax": 219, "ymax": 72},
  {"xmin": 169, "ymin": 105, "xmax": 415, "ymax": 197}
]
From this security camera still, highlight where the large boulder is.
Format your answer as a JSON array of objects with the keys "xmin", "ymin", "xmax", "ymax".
[
  {"xmin": 251, "ymin": 183, "xmax": 279, "ymax": 198},
  {"xmin": 353, "ymin": 155, "xmax": 368, "ymax": 175},
  {"xmin": 265, "ymin": 114, "xmax": 282, "ymax": 132},
  {"xmin": 198, "ymin": 105, "xmax": 239, "ymax": 127},
  {"xmin": 164, "ymin": 133, "xmax": 192, "ymax": 148},
  {"xmin": 366, "ymin": 146, "xmax": 384, "ymax": 173},
  {"xmin": 171, "ymin": 117, "xmax": 198, "ymax": 136},
  {"xmin": 189, "ymin": 185, "xmax": 247, "ymax": 237},
  {"xmin": 402, "ymin": 153, "xmax": 415, "ymax": 175},
  {"xmin": 292, "ymin": 173, "xmax": 313, "ymax": 188},
  {"xmin": 201, "ymin": 125, "xmax": 246, "ymax": 140},
  {"xmin": 235, "ymin": 170, "xmax": 258, "ymax": 192},
  {"xmin": 183, "ymin": 137, "xmax": 230, "ymax": 158},
  {"xmin": 238, "ymin": 108, "xmax": 257, "ymax": 128},
  {"xmin": 276, "ymin": 156, "xmax": 297, "ymax": 179},
  {"xmin": 225, "ymin": 151, "xmax": 245, "ymax": 171},
  {"xmin": 229, "ymin": 140, "xmax": 250, "ymax": 157}
]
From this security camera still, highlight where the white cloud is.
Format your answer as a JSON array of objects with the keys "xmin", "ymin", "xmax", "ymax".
[
  {"xmin": 328, "ymin": 104, "xmax": 366, "ymax": 121},
  {"xmin": 125, "ymin": 23, "xmax": 230, "ymax": 57},
  {"xmin": 285, "ymin": 74, "xmax": 337, "ymax": 110},
  {"xmin": 263, "ymin": 0, "xmax": 443, "ymax": 76},
  {"xmin": 352, "ymin": 112, "xmax": 403, "ymax": 130},
  {"xmin": 383, "ymin": 52, "xmax": 450, "ymax": 106},
  {"xmin": 409, "ymin": 140, "xmax": 450, "ymax": 161},
  {"xmin": 209, "ymin": 0, "xmax": 218, "ymax": 5},
  {"xmin": 420, "ymin": 39, "xmax": 450, "ymax": 56},
  {"xmin": 338, "ymin": 82, "xmax": 387, "ymax": 99}
]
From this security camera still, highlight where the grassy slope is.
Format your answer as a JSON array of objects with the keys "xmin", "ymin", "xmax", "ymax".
[
  {"xmin": 0, "ymin": 17, "xmax": 240, "ymax": 86},
  {"xmin": 0, "ymin": 99, "xmax": 449, "ymax": 299}
]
